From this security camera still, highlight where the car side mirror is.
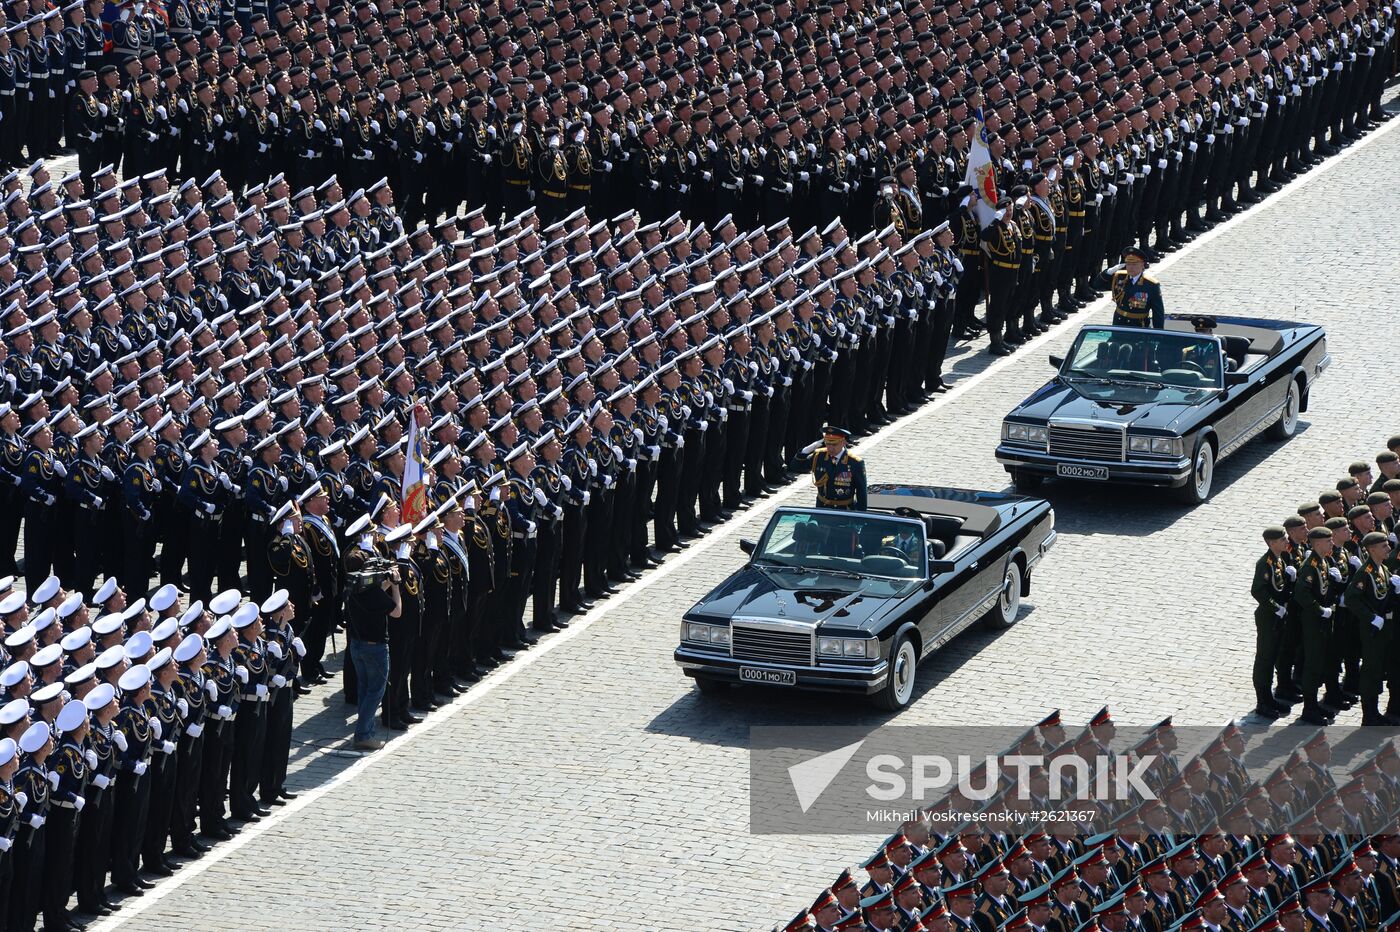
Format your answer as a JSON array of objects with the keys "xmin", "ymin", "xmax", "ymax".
[
  {"xmin": 1224, "ymin": 371, "xmax": 1248, "ymax": 386},
  {"xmin": 929, "ymin": 559, "xmax": 956, "ymax": 574},
  {"xmin": 739, "ymin": 539, "xmax": 756, "ymax": 555},
  {"xmin": 1049, "ymin": 354, "xmax": 1064, "ymax": 369}
]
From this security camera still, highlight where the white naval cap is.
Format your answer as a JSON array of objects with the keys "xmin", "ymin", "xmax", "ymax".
[
  {"xmin": 173, "ymin": 633, "xmax": 204, "ymax": 664},
  {"xmin": 208, "ymin": 589, "xmax": 242, "ymax": 615},
  {"xmin": 92, "ymin": 613, "xmax": 124, "ymax": 637},
  {"xmin": 117, "ymin": 664, "xmax": 151, "ymax": 692},
  {"xmin": 60, "ymin": 626, "xmax": 92, "ymax": 652},
  {"xmin": 179, "ymin": 601, "xmax": 205, "ymax": 628},
  {"xmin": 31, "ymin": 681, "xmax": 64, "ymax": 705},
  {"xmin": 18, "ymin": 721, "xmax": 50, "ymax": 754},
  {"xmin": 30, "ymin": 643, "xmax": 62, "ymax": 668},
  {"xmin": 93, "ymin": 577, "xmax": 119, "ymax": 604},
  {"xmin": 120, "ymin": 598, "xmax": 147, "ymax": 622},
  {"xmin": 0, "ymin": 591, "xmax": 25, "ymax": 615},
  {"xmin": 3, "ymin": 625, "xmax": 34, "ymax": 652},
  {"xmin": 149, "ymin": 584, "xmax": 179, "ymax": 614},
  {"xmin": 0, "ymin": 660, "xmax": 27, "ymax": 688},
  {"xmin": 0, "ymin": 698, "xmax": 29, "ymax": 726},
  {"xmin": 0, "ymin": 737, "xmax": 15, "ymax": 767},
  {"xmin": 31, "ymin": 574, "xmax": 60, "ymax": 604},
  {"xmin": 205, "ymin": 619, "xmax": 231, "ymax": 641},
  {"xmin": 384, "ymin": 524, "xmax": 413, "ymax": 544},
  {"xmin": 95, "ymin": 645, "xmax": 126, "ymax": 670},
  {"xmin": 30, "ymin": 607, "xmax": 56, "ymax": 633},
  {"xmin": 261, "ymin": 589, "xmax": 289, "ymax": 615},
  {"xmin": 123, "ymin": 631, "xmax": 153, "ymax": 660},
  {"xmin": 64, "ymin": 663, "xmax": 97, "ymax": 688},
  {"xmin": 84, "ymin": 682, "xmax": 116, "ymax": 711},
  {"xmin": 56, "ymin": 699, "xmax": 87, "ymax": 733},
  {"xmin": 148, "ymin": 647, "xmax": 173, "ymax": 671},
  {"xmin": 57, "ymin": 592, "xmax": 83, "ymax": 620},
  {"xmin": 230, "ymin": 603, "xmax": 260, "ymax": 629},
  {"xmin": 151, "ymin": 618, "xmax": 179, "ymax": 643}
]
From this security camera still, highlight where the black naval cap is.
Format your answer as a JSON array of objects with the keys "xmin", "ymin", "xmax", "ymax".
[
  {"xmin": 1362, "ymin": 531, "xmax": 1390, "ymax": 548},
  {"xmin": 1262, "ymin": 527, "xmax": 1286, "ymax": 542},
  {"xmin": 1298, "ymin": 501, "xmax": 1322, "ymax": 516},
  {"xmin": 1308, "ymin": 527, "xmax": 1333, "ymax": 541},
  {"xmin": 1282, "ymin": 516, "xmax": 1305, "ymax": 529}
]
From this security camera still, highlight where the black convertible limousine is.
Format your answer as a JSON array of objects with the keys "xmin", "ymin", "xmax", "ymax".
[
  {"xmin": 995, "ymin": 315, "xmax": 1329, "ymax": 503},
  {"xmin": 673, "ymin": 485, "xmax": 1056, "ymax": 711}
]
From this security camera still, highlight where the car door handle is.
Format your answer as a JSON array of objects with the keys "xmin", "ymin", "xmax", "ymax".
[{"xmin": 970, "ymin": 561, "xmax": 979, "ymax": 570}]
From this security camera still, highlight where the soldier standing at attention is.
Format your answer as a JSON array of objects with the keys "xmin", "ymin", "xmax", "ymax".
[
  {"xmin": 1251, "ymin": 527, "xmax": 1294, "ymax": 720},
  {"xmin": 810, "ymin": 426, "xmax": 867, "ymax": 511},
  {"xmin": 1100, "ymin": 246, "xmax": 1166, "ymax": 328},
  {"xmin": 1293, "ymin": 526, "xmax": 1341, "ymax": 726}
]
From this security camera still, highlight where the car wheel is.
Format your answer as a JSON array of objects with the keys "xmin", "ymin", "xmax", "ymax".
[
  {"xmin": 1011, "ymin": 469, "xmax": 1043, "ymax": 493},
  {"xmin": 693, "ymin": 675, "xmax": 727, "ymax": 696},
  {"xmin": 985, "ymin": 559, "xmax": 1023, "ymax": 629},
  {"xmin": 1267, "ymin": 379, "xmax": 1301, "ymax": 441},
  {"xmin": 1177, "ymin": 438, "xmax": 1215, "ymax": 504},
  {"xmin": 874, "ymin": 635, "xmax": 918, "ymax": 711}
]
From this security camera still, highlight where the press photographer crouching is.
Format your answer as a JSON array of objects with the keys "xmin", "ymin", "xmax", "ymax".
[{"xmin": 343, "ymin": 535, "xmax": 404, "ymax": 752}]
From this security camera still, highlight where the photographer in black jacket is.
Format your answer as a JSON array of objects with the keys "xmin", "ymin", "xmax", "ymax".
[{"xmin": 343, "ymin": 543, "xmax": 402, "ymax": 752}]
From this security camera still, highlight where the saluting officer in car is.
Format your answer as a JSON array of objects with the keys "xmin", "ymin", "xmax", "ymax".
[{"xmin": 809, "ymin": 426, "xmax": 867, "ymax": 511}]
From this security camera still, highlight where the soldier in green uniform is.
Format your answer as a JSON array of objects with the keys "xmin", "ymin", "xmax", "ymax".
[
  {"xmin": 1293, "ymin": 526, "xmax": 1342, "ymax": 725},
  {"xmin": 1346, "ymin": 531, "xmax": 1400, "ymax": 724},
  {"xmin": 1251, "ymin": 526, "xmax": 1294, "ymax": 719},
  {"xmin": 810, "ymin": 426, "xmax": 866, "ymax": 511},
  {"xmin": 1101, "ymin": 247, "xmax": 1167, "ymax": 328}
]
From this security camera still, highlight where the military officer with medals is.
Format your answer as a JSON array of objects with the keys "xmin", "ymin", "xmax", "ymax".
[
  {"xmin": 1346, "ymin": 530, "xmax": 1400, "ymax": 725},
  {"xmin": 810, "ymin": 426, "xmax": 867, "ymax": 512},
  {"xmin": 296, "ymin": 481, "xmax": 340, "ymax": 686},
  {"xmin": 1101, "ymin": 247, "xmax": 1167, "ymax": 329}
]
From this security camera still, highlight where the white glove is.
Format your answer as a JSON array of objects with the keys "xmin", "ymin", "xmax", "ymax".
[
  {"xmin": 217, "ymin": 704, "xmax": 232, "ymax": 719},
  {"xmin": 206, "ymin": 680, "xmax": 218, "ymax": 700},
  {"xmin": 133, "ymin": 762, "xmax": 147, "ymax": 776},
  {"xmin": 1329, "ymin": 567, "xmax": 1343, "ymax": 581},
  {"xmin": 185, "ymin": 723, "xmax": 203, "ymax": 738},
  {"xmin": 1349, "ymin": 555, "xmax": 1362, "ymax": 569},
  {"xmin": 101, "ymin": 466, "xmax": 115, "ymax": 481},
  {"xmin": 93, "ymin": 496, "xmax": 104, "ymax": 508},
  {"xmin": 272, "ymin": 675, "xmax": 287, "ymax": 688},
  {"xmin": 236, "ymin": 665, "xmax": 249, "ymax": 684},
  {"xmin": 162, "ymin": 740, "xmax": 176, "ymax": 754},
  {"xmin": 588, "ymin": 459, "xmax": 598, "ymax": 476},
  {"xmin": 1374, "ymin": 615, "xmax": 1386, "ymax": 630},
  {"xmin": 279, "ymin": 476, "xmax": 288, "ymax": 491},
  {"xmin": 525, "ymin": 520, "xmax": 537, "ymax": 535},
  {"xmin": 53, "ymin": 461, "xmax": 67, "ymax": 477},
  {"xmin": 532, "ymin": 487, "xmax": 548, "ymax": 506},
  {"xmin": 176, "ymin": 698, "xmax": 188, "ymax": 717},
  {"xmin": 150, "ymin": 718, "xmax": 162, "ymax": 739},
  {"xmin": 220, "ymin": 473, "xmax": 233, "ymax": 490},
  {"xmin": 1390, "ymin": 575, "xmax": 1400, "ymax": 591},
  {"xmin": 151, "ymin": 478, "xmax": 162, "ymax": 492},
  {"xmin": 1275, "ymin": 605, "xmax": 1287, "ymax": 618},
  {"xmin": 268, "ymin": 641, "xmax": 283, "ymax": 660},
  {"xmin": 85, "ymin": 749, "xmax": 98, "ymax": 768},
  {"xmin": 204, "ymin": 502, "xmax": 217, "ymax": 514},
  {"xmin": 93, "ymin": 774, "xmax": 111, "ymax": 789},
  {"xmin": 1285, "ymin": 565, "xmax": 1297, "ymax": 580},
  {"xmin": 581, "ymin": 490, "xmax": 591, "ymax": 505},
  {"xmin": 13, "ymin": 791, "xmax": 26, "ymax": 809},
  {"xmin": 73, "ymin": 796, "xmax": 86, "ymax": 812},
  {"xmin": 560, "ymin": 475, "xmax": 572, "ymax": 491},
  {"xmin": 255, "ymin": 684, "xmax": 268, "ymax": 698},
  {"xmin": 1322, "ymin": 607, "xmax": 1334, "ymax": 618},
  {"xmin": 29, "ymin": 814, "xmax": 45, "ymax": 828},
  {"xmin": 49, "ymin": 771, "xmax": 60, "ymax": 790},
  {"xmin": 292, "ymin": 637, "xmax": 306, "ymax": 657},
  {"xmin": 112, "ymin": 732, "xmax": 128, "ymax": 752}
]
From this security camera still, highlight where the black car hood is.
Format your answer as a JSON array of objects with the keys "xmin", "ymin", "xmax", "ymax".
[
  {"xmin": 1012, "ymin": 379, "xmax": 1205, "ymax": 432},
  {"xmin": 691, "ymin": 564, "xmax": 914, "ymax": 632}
]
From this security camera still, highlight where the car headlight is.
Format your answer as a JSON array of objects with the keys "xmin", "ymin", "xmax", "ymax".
[
  {"xmin": 1129, "ymin": 436, "xmax": 1151, "ymax": 454},
  {"xmin": 1027, "ymin": 426, "xmax": 1047, "ymax": 444},
  {"xmin": 684, "ymin": 621, "xmax": 730, "ymax": 645},
  {"xmin": 1151, "ymin": 437, "xmax": 1180, "ymax": 456},
  {"xmin": 819, "ymin": 636, "xmax": 873, "ymax": 658},
  {"xmin": 1004, "ymin": 421, "xmax": 1028, "ymax": 442}
]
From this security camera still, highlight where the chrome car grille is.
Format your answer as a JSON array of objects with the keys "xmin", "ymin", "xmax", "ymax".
[
  {"xmin": 730, "ymin": 624, "xmax": 813, "ymax": 665},
  {"xmin": 1047, "ymin": 424, "xmax": 1124, "ymax": 462}
]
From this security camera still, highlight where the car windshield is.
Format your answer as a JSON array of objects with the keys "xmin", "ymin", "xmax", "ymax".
[
  {"xmin": 1060, "ymin": 327, "xmax": 1224, "ymax": 403},
  {"xmin": 755, "ymin": 511, "xmax": 926, "ymax": 579}
]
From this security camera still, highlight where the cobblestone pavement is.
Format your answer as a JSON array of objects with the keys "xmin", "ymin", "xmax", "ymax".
[{"xmin": 89, "ymin": 110, "xmax": 1400, "ymax": 931}]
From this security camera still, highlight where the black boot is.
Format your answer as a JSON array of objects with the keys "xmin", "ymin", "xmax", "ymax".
[
  {"xmin": 1362, "ymin": 695, "xmax": 1388, "ymax": 726},
  {"xmin": 1299, "ymin": 692, "xmax": 1333, "ymax": 725}
]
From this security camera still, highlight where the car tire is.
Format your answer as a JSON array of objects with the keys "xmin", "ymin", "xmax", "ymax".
[
  {"xmin": 1267, "ymin": 379, "xmax": 1301, "ymax": 441},
  {"xmin": 692, "ymin": 675, "xmax": 727, "ymax": 696},
  {"xmin": 874, "ymin": 635, "xmax": 918, "ymax": 711},
  {"xmin": 985, "ymin": 559, "xmax": 1023, "ymax": 629},
  {"xmin": 1011, "ymin": 469, "xmax": 1043, "ymax": 493},
  {"xmin": 1177, "ymin": 437, "xmax": 1215, "ymax": 505}
]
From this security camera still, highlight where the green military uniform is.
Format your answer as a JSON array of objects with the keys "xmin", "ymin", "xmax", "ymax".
[
  {"xmin": 1292, "ymin": 527, "xmax": 1341, "ymax": 725},
  {"xmin": 1250, "ymin": 528, "xmax": 1292, "ymax": 718},
  {"xmin": 1346, "ymin": 532, "xmax": 1399, "ymax": 723}
]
